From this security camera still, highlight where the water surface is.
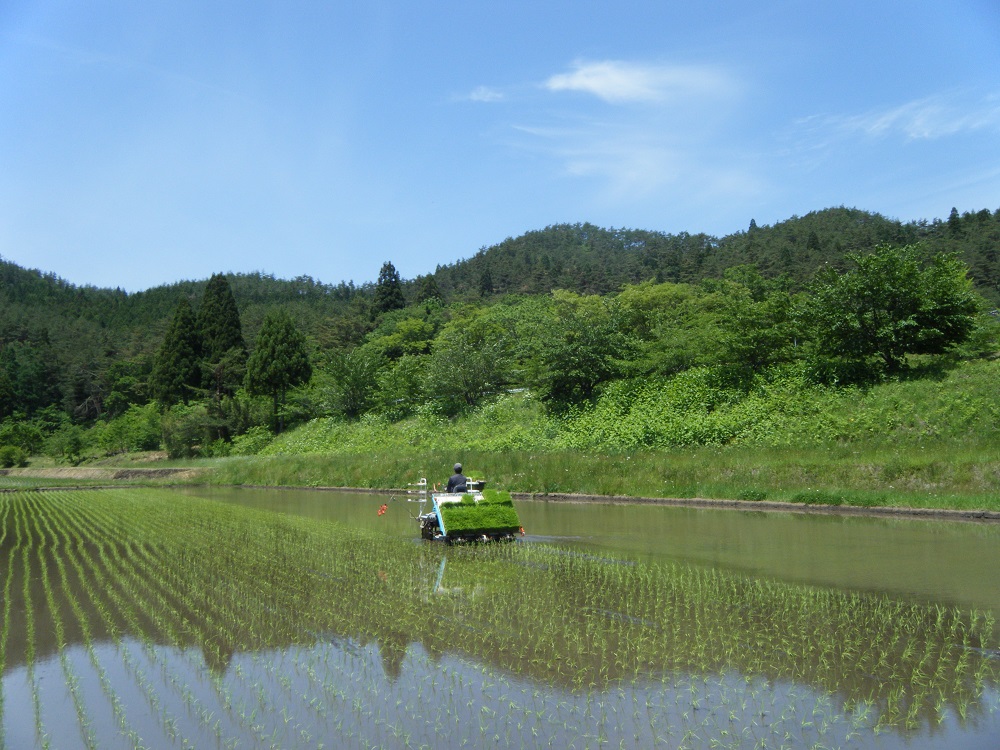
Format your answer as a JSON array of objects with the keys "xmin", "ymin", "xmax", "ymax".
[
  {"xmin": 3, "ymin": 487, "xmax": 997, "ymax": 749},
  {"xmin": 187, "ymin": 485, "xmax": 1000, "ymax": 617}
]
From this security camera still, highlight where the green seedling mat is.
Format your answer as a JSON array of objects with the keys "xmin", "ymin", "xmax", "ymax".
[{"xmin": 437, "ymin": 489, "xmax": 521, "ymax": 536}]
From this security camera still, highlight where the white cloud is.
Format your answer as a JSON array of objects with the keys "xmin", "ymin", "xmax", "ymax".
[
  {"xmin": 467, "ymin": 85, "xmax": 504, "ymax": 103},
  {"xmin": 544, "ymin": 60, "xmax": 733, "ymax": 104},
  {"xmin": 805, "ymin": 92, "xmax": 1000, "ymax": 141},
  {"xmin": 480, "ymin": 60, "xmax": 751, "ymax": 208}
]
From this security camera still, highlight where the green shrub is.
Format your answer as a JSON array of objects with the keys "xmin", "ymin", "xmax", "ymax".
[
  {"xmin": 0, "ymin": 421, "xmax": 45, "ymax": 454},
  {"xmin": 161, "ymin": 403, "xmax": 212, "ymax": 458},
  {"xmin": 201, "ymin": 439, "xmax": 232, "ymax": 458},
  {"xmin": 96, "ymin": 402, "xmax": 162, "ymax": 454},
  {"xmin": 230, "ymin": 426, "xmax": 275, "ymax": 456},
  {"xmin": 44, "ymin": 424, "xmax": 87, "ymax": 465},
  {"xmin": 737, "ymin": 488, "xmax": 767, "ymax": 501},
  {"xmin": 0, "ymin": 445, "xmax": 28, "ymax": 468}
]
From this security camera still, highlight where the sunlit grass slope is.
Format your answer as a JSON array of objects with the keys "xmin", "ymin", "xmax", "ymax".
[{"xmin": 203, "ymin": 358, "xmax": 1000, "ymax": 510}]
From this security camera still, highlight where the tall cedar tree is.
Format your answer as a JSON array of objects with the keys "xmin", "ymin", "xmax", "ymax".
[
  {"xmin": 373, "ymin": 261, "xmax": 406, "ymax": 316},
  {"xmin": 151, "ymin": 298, "xmax": 202, "ymax": 405},
  {"xmin": 197, "ymin": 273, "xmax": 247, "ymax": 398},
  {"xmin": 414, "ymin": 274, "xmax": 442, "ymax": 304},
  {"xmin": 244, "ymin": 309, "xmax": 312, "ymax": 432}
]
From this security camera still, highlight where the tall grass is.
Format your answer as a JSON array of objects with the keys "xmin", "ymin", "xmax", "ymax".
[
  {"xmin": 172, "ymin": 358, "xmax": 1000, "ymax": 511},
  {"xmin": 200, "ymin": 444, "xmax": 1000, "ymax": 512}
]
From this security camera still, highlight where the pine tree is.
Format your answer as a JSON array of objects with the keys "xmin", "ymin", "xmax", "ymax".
[
  {"xmin": 479, "ymin": 267, "xmax": 494, "ymax": 296},
  {"xmin": 151, "ymin": 298, "xmax": 202, "ymax": 405},
  {"xmin": 948, "ymin": 207, "xmax": 963, "ymax": 238},
  {"xmin": 197, "ymin": 273, "xmax": 246, "ymax": 399},
  {"xmin": 244, "ymin": 310, "xmax": 312, "ymax": 432},
  {"xmin": 373, "ymin": 261, "xmax": 405, "ymax": 316}
]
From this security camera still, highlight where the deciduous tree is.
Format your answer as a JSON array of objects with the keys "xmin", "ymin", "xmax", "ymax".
[
  {"xmin": 325, "ymin": 346, "xmax": 384, "ymax": 419},
  {"xmin": 423, "ymin": 309, "xmax": 512, "ymax": 416},
  {"xmin": 803, "ymin": 245, "xmax": 980, "ymax": 377},
  {"xmin": 533, "ymin": 291, "xmax": 632, "ymax": 407}
]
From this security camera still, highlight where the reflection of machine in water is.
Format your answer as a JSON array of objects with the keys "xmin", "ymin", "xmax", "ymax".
[
  {"xmin": 407, "ymin": 478, "xmax": 522, "ymax": 544},
  {"xmin": 430, "ymin": 555, "xmax": 481, "ymax": 598}
]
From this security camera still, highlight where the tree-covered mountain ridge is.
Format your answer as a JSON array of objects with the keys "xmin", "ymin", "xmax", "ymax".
[
  {"xmin": 1, "ymin": 204, "xmax": 997, "ymax": 468},
  {"xmin": 445, "ymin": 205, "xmax": 1000, "ymax": 301},
  {"xmin": 3, "ymin": 205, "xmax": 999, "ymax": 323}
]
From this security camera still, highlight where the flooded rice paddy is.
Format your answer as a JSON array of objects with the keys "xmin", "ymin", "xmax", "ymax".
[{"xmin": 1, "ymin": 487, "xmax": 999, "ymax": 749}]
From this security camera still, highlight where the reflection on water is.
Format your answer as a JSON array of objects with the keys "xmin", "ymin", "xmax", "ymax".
[
  {"xmin": 2, "ymin": 488, "xmax": 999, "ymax": 749},
  {"xmin": 189, "ymin": 485, "xmax": 1000, "ymax": 615}
]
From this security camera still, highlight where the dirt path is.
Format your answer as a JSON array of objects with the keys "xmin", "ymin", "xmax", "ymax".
[{"xmin": 0, "ymin": 467, "xmax": 200, "ymax": 481}]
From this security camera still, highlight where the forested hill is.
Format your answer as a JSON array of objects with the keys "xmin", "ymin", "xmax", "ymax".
[
  {"xmin": 0, "ymin": 265, "xmax": 365, "ymax": 422},
  {"xmin": 0, "ymin": 265, "xmax": 363, "ymax": 351},
  {"xmin": 1, "ymin": 204, "xmax": 998, "ymax": 427},
  {"xmin": 3, "ymin": 206, "xmax": 999, "ymax": 336},
  {"xmin": 432, "ymin": 206, "xmax": 1000, "ymax": 303}
]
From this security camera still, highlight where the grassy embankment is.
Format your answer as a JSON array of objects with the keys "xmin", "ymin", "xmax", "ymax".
[{"xmin": 195, "ymin": 357, "xmax": 1000, "ymax": 513}]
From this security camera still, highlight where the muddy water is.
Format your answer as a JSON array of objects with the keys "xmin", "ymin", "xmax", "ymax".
[{"xmin": 186, "ymin": 486, "xmax": 1000, "ymax": 617}]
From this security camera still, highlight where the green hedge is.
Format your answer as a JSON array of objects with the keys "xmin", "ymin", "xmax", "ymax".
[{"xmin": 438, "ymin": 489, "xmax": 521, "ymax": 536}]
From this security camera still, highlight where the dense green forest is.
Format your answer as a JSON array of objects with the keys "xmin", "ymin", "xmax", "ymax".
[{"xmin": 1, "ymin": 205, "xmax": 998, "ymax": 466}]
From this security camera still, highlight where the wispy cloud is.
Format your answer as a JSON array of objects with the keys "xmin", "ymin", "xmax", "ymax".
[
  {"xmin": 512, "ymin": 124, "xmax": 674, "ymax": 192},
  {"xmin": 802, "ymin": 92, "xmax": 1000, "ymax": 141},
  {"xmin": 13, "ymin": 31, "xmax": 250, "ymax": 102},
  {"xmin": 467, "ymin": 85, "xmax": 504, "ymax": 103},
  {"xmin": 509, "ymin": 120, "xmax": 761, "ymax": 206},
  {"xmin": 477, "ymin": 59, "xmax": 751, "ymax": 206},
  {"xmin": 543, "ymin": 60, "xmax": 733, "ymax": 104}
]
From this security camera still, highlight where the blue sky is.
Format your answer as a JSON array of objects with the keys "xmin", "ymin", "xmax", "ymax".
[{"xmin": 1, "ymin": 1, "xmax": 999, "ymax": 292}]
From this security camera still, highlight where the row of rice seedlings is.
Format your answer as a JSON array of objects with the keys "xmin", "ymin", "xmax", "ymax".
[
  {"xmin": 49, "ymin": 490, "xmax": 208, "ymax": 742},
  {"xmin": 15, "ymin": 494, "xmax": 49, "ymax": 749},
  {"xmin": 51, "ymin": 489, "xmax": 221, "ymax": 749},
  {"xmin": 59, "ymin": 495, "xmax": 178, "ymax": 748},
  {"xmin": 512, "ymin": 541, "xmax": 999, "ymax": 730},
  {"xmin": 0, "ymin": 496, "xmax": 17, "ymax": 750},
  {"xmin": 31, "ymin": 493, "xmax": 99, "ymax": 749},
  {"xmin": 39, "ymin": 491, "xmax": 163, "ymax": 749},
  {"xmin": 0, "ymin": 496, "xmax": 45, "ymax": 750},
  {"xmin": 5, "ymin": 488, "xmax": 999, "ymax": 748},
  {"xmin": 176, "ymin": 496, "xmax": 1000, "ymax": 744},
  {"xmin": 41, "ymin": 489, "xmax": 233, "ymax": 747},
  {"xmin": 227, "ymin": 524, "xmax": 812, "ymax": 748},
  {"xmin": 193, "ymin": 516, "xmax": 403, "ymax": 747},
  {"xmin": 0, "ymin": 497, "xmax": 12, "ymax": 749},
  {"xmin": 66, "ymin": 494, "xmax": 346, "ymax": 748},
  {"xmin": 225, "ymin": 506, "xmax": 960, "ymax": 740},
  {"xmin": 339, "ymin": 512, "xmax": 989, "ymax": 739},
  {"xmin": 131, "ymin": 506, "xmax": 452, "ymax": 748},
  {"xmin": 49, "ymin": 490, "xmax": 242, "ymax": 748},
  {"xmin": 104, "ymin": 496, "xmax": 320, "ymax": 748},
  {"xmin": 93, "ymin": 505, "xmax": 291, "ymax": 746}
]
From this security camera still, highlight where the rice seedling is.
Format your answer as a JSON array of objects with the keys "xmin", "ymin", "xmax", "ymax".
[{"xmin": 1, "ymin": 488, "xmax": 999, "ymax": 748}]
